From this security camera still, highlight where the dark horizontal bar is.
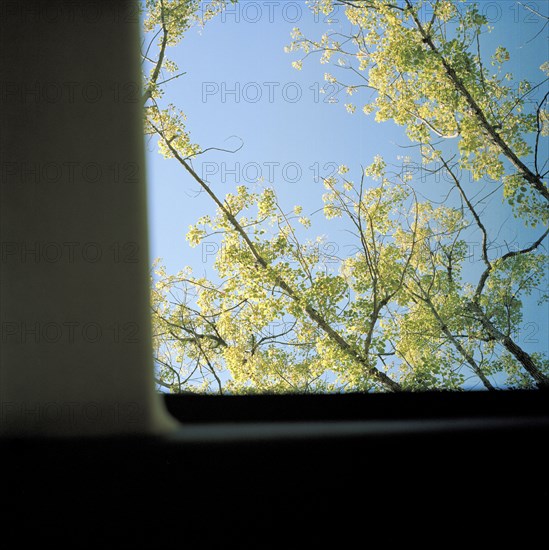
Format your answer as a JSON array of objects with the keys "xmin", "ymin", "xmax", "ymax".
[{"xmin": 163, "ymin": 388, "xmax": 549, "ymax": 424}]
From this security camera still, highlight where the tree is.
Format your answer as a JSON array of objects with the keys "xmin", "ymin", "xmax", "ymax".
[{"xmin": 143, "ymin": 0, "xmax": 548, "ymax": 393}]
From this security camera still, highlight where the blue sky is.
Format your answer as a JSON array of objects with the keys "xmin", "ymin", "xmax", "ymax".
[
  {"xmin": 146, "ymin": 1, "xmax": 410, "ymax": 274},
  {"xmin": 144, "ymin": 1, "xmax": 549, "ymax": 375}
]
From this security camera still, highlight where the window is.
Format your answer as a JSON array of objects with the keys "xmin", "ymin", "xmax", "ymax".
[
  {"xmin": 145, "ymin": 0, "xmax": 549, "ymax": 395},
  {"xmin": 1, "ymin": 5, "xmax": 547, "ymax": 542}
]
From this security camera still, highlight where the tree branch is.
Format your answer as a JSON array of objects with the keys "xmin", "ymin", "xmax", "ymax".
[
  {"xmin": 150, "ymin": 121, "xmax": 403, "ymax": 392},
  {"xmin": 404, "ymin": 0, "xmax": 549, "ymax": 202}
]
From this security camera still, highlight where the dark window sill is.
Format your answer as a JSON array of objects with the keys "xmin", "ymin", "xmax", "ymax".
[
  {"xmin": 2, "ymin": 389, "xmax": 548, "ymax": 543},
  {"xmin": 163, "ymin": 388, "xmax": 549, "ymax": 424}
]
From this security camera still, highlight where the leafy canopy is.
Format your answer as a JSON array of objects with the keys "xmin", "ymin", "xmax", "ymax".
[{"xmin": 143, "ymin": 0, "xmax": 549, "ymax": 393}]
